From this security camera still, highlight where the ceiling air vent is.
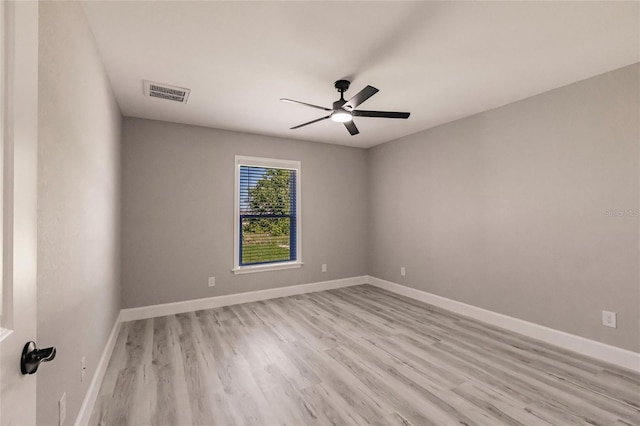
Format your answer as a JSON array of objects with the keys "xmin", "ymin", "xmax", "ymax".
[{"xmin": 143, "ymin": 80, "xmax": 190, "ymax": 104}]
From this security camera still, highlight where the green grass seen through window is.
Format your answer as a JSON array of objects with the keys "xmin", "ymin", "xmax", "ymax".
[{"xmin": 242, "ymin": 234, "xmax": 290, "ymax": 264}]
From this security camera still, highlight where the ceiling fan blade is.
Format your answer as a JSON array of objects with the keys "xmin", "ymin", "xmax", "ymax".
[
  {"xmin": 344, "ymin": 120, "xmax": 359, "ymax": 136},
  {"xmin": 281, "ymin": 98, "xmax": 332, "ymax": 111},
  {"xmin": 290, "ymin": 115, "xmax": 331, "ymax": 129},
  {"xmin": 352, "ymin": 110, "xmax": 411, "ymax": 119},
  {"xmin": 343, "ymin": 85, "xmax": 379, "ymax": 110}
]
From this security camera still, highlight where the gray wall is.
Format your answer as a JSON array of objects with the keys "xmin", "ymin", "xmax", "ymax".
[
  {"xmin": 37, "ymin": 2, "xmax": 122, "ymax": 424},
  {"xmin": 368, "ymin": 64, "xmax": 639, "ymax": 352},
  {"xmin": 121, "ymin": 119, "xmax": 368, "ymax": 308}
]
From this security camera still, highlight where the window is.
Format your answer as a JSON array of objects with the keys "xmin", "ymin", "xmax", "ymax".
[{"xmin": 233, "ymin": 156, "xmax": 301, "ymax": 273}]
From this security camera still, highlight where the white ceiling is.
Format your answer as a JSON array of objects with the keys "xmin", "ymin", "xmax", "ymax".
[{"xmin": 81, "ymin": 1, "xmax": 639, "ymax": 149}]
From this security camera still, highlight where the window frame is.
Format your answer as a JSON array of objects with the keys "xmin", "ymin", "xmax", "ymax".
[{"xmin": 233, "ymin": 155, "xmax": 302, "ymax": 274}]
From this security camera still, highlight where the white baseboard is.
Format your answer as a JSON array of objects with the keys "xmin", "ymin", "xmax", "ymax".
[
  {"xmin": 120, "ymin": 275, "xmax": 367, "ymax": 322},
  {"xmin": 75, "ymin": 311, "xmax": 123, "ymax": 426},
  {"xmin": 367, "ymin": 276, "xmax": 640, "ymax": 373}
]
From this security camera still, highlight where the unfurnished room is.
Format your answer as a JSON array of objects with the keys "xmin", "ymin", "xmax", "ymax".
[{"xmin": 1, "ymin": 1, "xmax": 639, "ymax": 425}]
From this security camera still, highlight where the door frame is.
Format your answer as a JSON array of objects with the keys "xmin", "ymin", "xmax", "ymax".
[{"xmin": 0, "ymin": 1, "xmax": 39, "ymax": 424}]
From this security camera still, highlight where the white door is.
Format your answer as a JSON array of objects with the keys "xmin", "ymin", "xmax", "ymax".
[{"xmin": 0, "ymin": 1, "xmax": 39, "ymax": 424}]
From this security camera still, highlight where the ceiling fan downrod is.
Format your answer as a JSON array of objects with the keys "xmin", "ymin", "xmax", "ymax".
[{"xmin": 334, "ymin": 80, "xmax": 350, "ymax": 109}]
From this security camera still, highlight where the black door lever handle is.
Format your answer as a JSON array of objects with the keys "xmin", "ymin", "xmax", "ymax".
[{"xmin": 20, "ymin": 341, "xmax": 56, "ymax": 375}]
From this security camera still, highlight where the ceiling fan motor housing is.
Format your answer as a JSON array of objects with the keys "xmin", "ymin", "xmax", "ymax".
[{"xmin": 333, "ymin": 99, "xmax": 347, "ymax": 109}]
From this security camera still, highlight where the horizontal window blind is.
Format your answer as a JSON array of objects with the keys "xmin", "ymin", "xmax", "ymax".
[{"xmin": 239, "ymin": 166, "xmax": 297, "ymax": 266}]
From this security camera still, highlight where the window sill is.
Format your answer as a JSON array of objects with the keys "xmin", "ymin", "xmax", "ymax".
[{"xmin": 232, "ymin": 261, "xmax": 303, "ymax": 275}]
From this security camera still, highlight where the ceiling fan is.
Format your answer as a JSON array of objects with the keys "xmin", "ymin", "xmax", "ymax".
[{"xmin": 281, "ymin": 80, "xmax": 411, "ymax": 136}]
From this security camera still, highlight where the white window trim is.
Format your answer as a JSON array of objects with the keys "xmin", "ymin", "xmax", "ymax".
[{"xmin": 232, "ymin": 155, "xmax": 302, "ymax": 274}]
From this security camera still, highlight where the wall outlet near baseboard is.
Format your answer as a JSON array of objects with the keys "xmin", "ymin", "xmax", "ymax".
[
  {"xmin": 602, "ymin": 311, "xmax": 617, "ymax": 328},
  {"xmin": 321, "ymin": 264, "xmax": 327, "ymax": 273},
  {"xmin": 208, "ymin": 277, "xmax": 216, "ymax": 287},
  {"xmin": 400, "ymin": 266, "xmax": 406, "ymax": 277}
]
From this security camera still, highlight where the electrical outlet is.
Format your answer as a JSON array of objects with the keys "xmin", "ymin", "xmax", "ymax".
[
  {"xmin": 208, "ymin": 276, "xmax": 216, "ymax": 287},
  {"xmin": 321, "ymin": 264, "xmax": 327, "ymax": 273},
  {"xmin": 59, "ymin": 392, "xmax": 66, "ymax": 426},
  {"xmin": 602, "ymin": 310, "xmax": 617, "ymax": 328},
  {"xmin": 81, "ymin": 356, "xmax": 86, "ymax": 382},
  {"xmin": 400, "ymin": 266, "xmax": 406, "ymax": 277}
]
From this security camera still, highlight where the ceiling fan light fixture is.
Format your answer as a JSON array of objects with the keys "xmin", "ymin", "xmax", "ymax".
[{"xmin": 331, "ymin": 110, "xmax": 352, "ymax": 123}]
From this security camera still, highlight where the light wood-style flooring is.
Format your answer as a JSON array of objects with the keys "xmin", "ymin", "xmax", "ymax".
[{"xmin": 90, "ymin": 285, "xmax": 640, "ymax": 426}]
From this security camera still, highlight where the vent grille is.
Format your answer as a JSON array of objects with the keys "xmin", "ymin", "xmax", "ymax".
[{"xmin": 143, "ymin": 80, "xmax": 190, "ymax": 104}]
